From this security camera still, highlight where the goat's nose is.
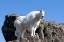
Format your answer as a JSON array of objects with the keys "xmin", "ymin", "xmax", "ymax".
[{"xmin": 42, "ymin": 16, "xmax": 44, "ymax": 18}]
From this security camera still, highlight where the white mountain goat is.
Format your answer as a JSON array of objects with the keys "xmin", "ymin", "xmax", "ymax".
[{"xmin": 14, "ymin": 9, "xmax": 46, "ymax": 40}]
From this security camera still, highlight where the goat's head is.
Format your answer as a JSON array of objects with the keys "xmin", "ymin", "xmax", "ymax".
[{"xmin": 40, "ymin": 9, "xmax": 46, "ymax": 18}]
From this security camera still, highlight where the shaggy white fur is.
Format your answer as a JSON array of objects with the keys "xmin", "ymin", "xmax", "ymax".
[{"xmin": 14, "ymin": 10, "xmax": 46, "ymax": 40}]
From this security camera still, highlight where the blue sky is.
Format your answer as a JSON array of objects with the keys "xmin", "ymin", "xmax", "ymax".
[{"xmin": 0, "ymin": 0, "xmax": 64, "ymax": 42}]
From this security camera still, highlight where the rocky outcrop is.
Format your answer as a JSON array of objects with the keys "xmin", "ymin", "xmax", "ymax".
[
  {"xmin": 1, "ymin": 14, "xmax": 64, "ymax": 42},
  {"xmin": 1, "ymin": 14, "xmax": 19, "ymax": 41}
]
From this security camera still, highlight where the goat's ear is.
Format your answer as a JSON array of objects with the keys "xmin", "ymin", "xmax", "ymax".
[
  {"xmin": 45, "ymin": 11, "xmax": 46, "ymax": 13},
  {"xmin": 43, "ymin": 8, "xmax": 46, "ymax": 13},
  {"xmin": 40, "ymin": 10, "xmax": 42, "ymax": 12},
  {"xmin": 43, "ymin": 8, "xmax": 46, "ymax": 11},
  {"xmin": 40, "ymin": 7, "xmax": 42, "ymax": 13}
]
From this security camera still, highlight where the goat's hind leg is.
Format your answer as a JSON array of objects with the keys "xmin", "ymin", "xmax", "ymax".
[
  {"xmin": 15, "ymin": 31, "xmax": 21, "ymax": 40},
  {"xmin": 21, "ymin": 30, "xmax": 26, "ymax": 39},
  {"xmin": 17, "ymin": 35, "xmax": 21, "ymax": 40}
]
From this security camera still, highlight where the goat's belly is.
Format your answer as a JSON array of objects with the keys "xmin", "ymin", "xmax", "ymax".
[{"xmin": 21, "ymin": 22, "xmax": 30, "ymax": 30}]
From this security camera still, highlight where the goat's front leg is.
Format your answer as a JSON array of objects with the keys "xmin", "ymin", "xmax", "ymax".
[
  {"xmin": 30, "ymin": 20, "xmax": 36, "ymax": 37},
  {"xmin": 33, "ymin": 21, "xmax": 40, "ymax": 36},
  {"xmin": 30, "ymin": 27, "xmax": 34, "ymax": 36},
  {"xmin": 30, "ymin": 27, "xmax": 37, "ymax": 37},
  {"xmin": 33, "ymin": 28, "xmax": 37, "ymax": 36}
]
